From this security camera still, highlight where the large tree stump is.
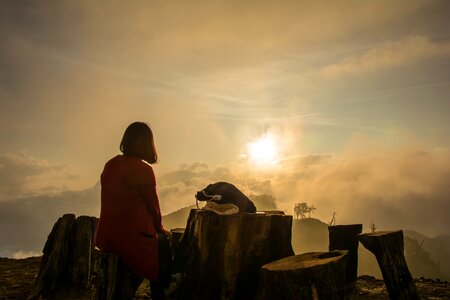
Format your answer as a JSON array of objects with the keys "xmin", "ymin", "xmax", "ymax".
[
  {"xmin": 257, "ymin": 250, "xmax": 349, "ymax": 300},
  {"xmin": 27, "ymin": 214, "xmax": 141, "ymax": 300},
  {"xmin": 174, "ymin": 209, "xmax": 294, "ymax": 299},
  {"xmin": 328, "ymin": 224, "xmax": 362, "ymax": 283},
  {"xmin": 358, "ymin": 231, "xmax": 419, "ymax": 300},
  {"xmin": 28, "ymin": 214, "xmax": 98, "ymax": 299}
]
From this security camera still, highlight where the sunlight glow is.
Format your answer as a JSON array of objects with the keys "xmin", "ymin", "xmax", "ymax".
[{"xmin": 247, "ymin": 135, "xmax": 278, "ymax": 167}]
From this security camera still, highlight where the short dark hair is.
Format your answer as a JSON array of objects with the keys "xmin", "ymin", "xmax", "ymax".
[{"xmin": 120, "ymin": 122, "xmax": 158, "ymax": 164}]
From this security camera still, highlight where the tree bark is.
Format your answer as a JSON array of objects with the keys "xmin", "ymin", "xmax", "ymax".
[
  {"xmin": 358, "ymin": 231, "xmax": 419, "ymax": 300},
  {"xmin": 72, "ymin": 216, "xmax": 98, "ymax": 288},
  {"xmin": 28, "ymin": 214, "xmax": 141, "ymax": 300},
  {"xmin": 174, "ymin": 209, "xmax": 294, "ymax": 299},
  {"xmin": 257, "ymin": 250, "xmax": 349, "ymax": 300},
  {"xmin": 95, "ymin": 252, "xmax": 142, "ymax": 300},
  {"xmin": 328, "ymin": 224, "xmax": 362, "ymax": 283},
  {"xmin": 28, "ymin": 214, "xmax": 78, "ymax": 299}
]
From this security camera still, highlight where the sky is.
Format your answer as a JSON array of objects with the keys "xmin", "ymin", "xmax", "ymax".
[{"xmin": 1, "ymin": 0, "xmax": 450, "ymax": 256}]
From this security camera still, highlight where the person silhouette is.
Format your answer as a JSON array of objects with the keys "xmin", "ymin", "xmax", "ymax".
[{"xmin": 95, "ymin": 122, "xmax": 171, "ymax": 299}]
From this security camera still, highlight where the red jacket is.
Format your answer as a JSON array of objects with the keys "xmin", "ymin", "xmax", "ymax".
[{"xmin": 95, "ymin": 155, "xmax": 163, "ymax": 281}]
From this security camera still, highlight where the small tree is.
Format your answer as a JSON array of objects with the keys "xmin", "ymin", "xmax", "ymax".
[
  {"xmin": 294, "ymin": 203, "xmax": 316, "ymax": 219},
  {"xmin": 306, "ymin": 205, "xmax": 316, "ymax": 218}
]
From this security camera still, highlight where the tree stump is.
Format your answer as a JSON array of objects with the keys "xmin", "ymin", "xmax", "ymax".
[
  {"xmin": 95, "ymin": 252, "xmax": 142, "ymax": 300},
  {"xmin": 257, "ymin": 250, "xmax": 349, "ymax": 300},
  {"xmin": 174, "ymin": 209, "xmax": 294, "ymax": 299},
  {"xmin": 358, "ymin": 231, "xmax": 419, "ymax": 300},
  {"xmin": 28, "ymin": 214, "xmax": 98, "ymax": 299},
  {"xmin": 27, "ymin": 214, "xmax": 141, "ymax": 300},
  {"xmin": 328, "ymin": 224, "xmax": 362, "ymax": 283}
]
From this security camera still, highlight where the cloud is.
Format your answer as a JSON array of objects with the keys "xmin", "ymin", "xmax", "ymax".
[
  {"xmin": 12, "ymin": 250, "xmax": 41, "ymax": 259},
  {"xmin": 157, "ymin": 161, "xmax": 278, "ymax": 213},
  {"xmin": 1, "ymin": 0, "xmax": 449, "ymax": 177},
  {"xmin": 0, "ymin": 152, "xmax": 82, "ymax": 200},
  {"xmin": 322, "ymin": 36, "xmax": 450, "ymax": 77},
  {"xmin": 156, "ymin": 144, "xmax": 450, "ymax": 237},
  {"xmin": 2, "ymin": 146, "xmax": 449, "ymax": 258},
  {"xmin": 271, "ymin": 147, "xmax": 450, "ymax": 237}
]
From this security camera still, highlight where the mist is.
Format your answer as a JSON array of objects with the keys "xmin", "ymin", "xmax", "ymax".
[{"xmin": 157, "ymin": 144, "xmax": 450, "ymax": 237}]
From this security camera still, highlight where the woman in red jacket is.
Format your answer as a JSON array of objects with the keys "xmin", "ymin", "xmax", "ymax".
[{"xmin": 95, "ymin": 122, "xmax": 171, "ymax": 299}]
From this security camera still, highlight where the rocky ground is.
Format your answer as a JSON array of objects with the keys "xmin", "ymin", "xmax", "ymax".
[{"xmin": 1, "ymin": 257, "xmax": 449, "ymax": 299}]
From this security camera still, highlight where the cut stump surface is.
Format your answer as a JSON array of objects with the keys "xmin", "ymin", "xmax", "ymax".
[{"xmin": 258, "ymin": 250, "xmax": 349, "ymax": 300}]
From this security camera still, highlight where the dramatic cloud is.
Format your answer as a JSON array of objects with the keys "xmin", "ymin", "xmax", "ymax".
[{"xmin": 1, "ymin": 0, "xmax": 449, "ymax": 178}]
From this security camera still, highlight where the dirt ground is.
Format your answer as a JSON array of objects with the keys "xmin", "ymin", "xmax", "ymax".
[
  {"xmin": 1, "ymin": 257, "xmax": 449, "ymax": 299},
  {"xmin": 0, "ymin": 257, "xmax": 41, "ymax": 300}
]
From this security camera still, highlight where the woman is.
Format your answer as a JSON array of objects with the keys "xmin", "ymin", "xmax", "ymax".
[{"xmin": 95, "ymin": 122, "xmax": 171, "ymax": 299}]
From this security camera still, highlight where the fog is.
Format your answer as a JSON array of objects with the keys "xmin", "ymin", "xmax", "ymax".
[{"xmin": 157, "ymin": 145, "xmax": 450, "ymax": 237}]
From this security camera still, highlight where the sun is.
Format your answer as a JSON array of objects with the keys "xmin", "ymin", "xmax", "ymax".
[{"xmin": 247, "ymin": 135, "xmax": 278, "ymax": 167}]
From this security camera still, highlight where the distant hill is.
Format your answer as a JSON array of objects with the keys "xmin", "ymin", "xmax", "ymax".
[
  {"xmin": 404, "ymin": 230, "xmax": 429, "ymax": 242},
  {"xmin": 405, "ymin": 230, "xmax": 450, "ymax": 280},
  {"xmin": 291, "ymin": 218, "xmax": 329, "ymax": 253},
  {"xmin": 163, "ymin": 205, "xmax": 196, "ymax": 230},
  {"xmin": 404, "ymin": 236, "xmax": 446, "ymax": 280}
]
